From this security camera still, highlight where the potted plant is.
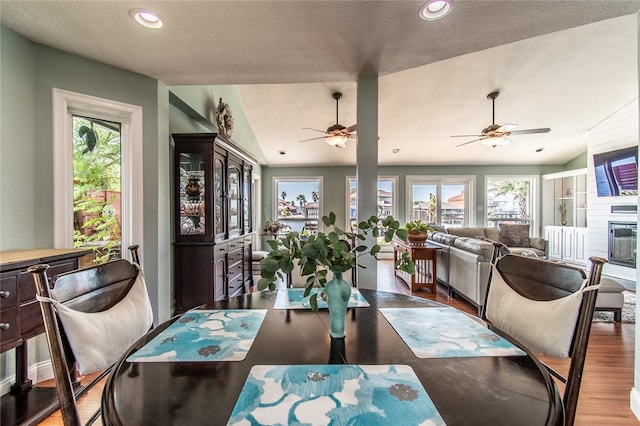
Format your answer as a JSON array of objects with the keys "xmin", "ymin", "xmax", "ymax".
[
  {"xmin": 404, "ymin": 219, "xmax": 433, "ymax": 243},
  {"xmin": 258, "ymin": 212, "xmax": 415, "ymax": 338},
  {"xmin": 262, "ymin": 219, "xmax": 285, "ymax": 238}
]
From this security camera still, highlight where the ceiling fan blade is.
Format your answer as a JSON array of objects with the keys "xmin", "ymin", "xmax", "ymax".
[
  {"xmin": 451, "ymin": 134, "xmax": 484, "ymax": 138},
  {"xmin": 455, "ymin": 138, "xmax": 484, "ymax": 147},
  {"xmin": 298, "ymin": 136, "xmax": 326, "ymax": 143},
  {"xmin": 345, "ymin": 124, "xmax": 357, "ymax": 133},
  {"xmin": 509, "ymin": 127, "xmax": 551, "ymax": 135},
  {"xmin": 302, "ymin": 127, "xmax": 328, "ymax": 134}
]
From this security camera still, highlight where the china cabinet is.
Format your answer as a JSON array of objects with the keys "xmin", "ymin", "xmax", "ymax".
[{"xmin": 173, "ymin": 133, "xmax": 255, "ymax": 313}]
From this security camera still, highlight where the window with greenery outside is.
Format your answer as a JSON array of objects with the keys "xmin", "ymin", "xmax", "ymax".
[{"xmin": 72, "ymin": 116, "xmax": 122, "ymax": 264}]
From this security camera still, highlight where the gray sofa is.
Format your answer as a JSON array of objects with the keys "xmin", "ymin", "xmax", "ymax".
[{"xmin": 427, "ymin": 226, "xmax": 547, "ymax": 313}]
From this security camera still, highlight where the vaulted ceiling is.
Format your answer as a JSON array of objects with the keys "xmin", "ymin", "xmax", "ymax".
[{"xmin": 2, "ymin": 1, "xmax": 638, "ymax": 166}]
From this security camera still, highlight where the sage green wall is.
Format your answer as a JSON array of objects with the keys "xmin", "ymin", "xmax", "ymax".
[
  {"xmin": 0, "ymin": 25, "xmax": 171, "ymax": 384},
  {"xmin": 1, "ymin": 26, "xmax": 38, "ymax": 248},
  {"xmin": 564, "ymin": 151, "xmax": 588, "ymax": 169},
  {"xmin": 169, "ymin": 85, "xmax": 267, "ymax": 165}
]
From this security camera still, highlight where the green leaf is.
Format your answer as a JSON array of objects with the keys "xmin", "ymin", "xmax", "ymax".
[
  {"xmin": 371, "ymin": 245, "xmax": 381, "ymax": 256},
  {"xmin": 263, "ymin": 258, "xmax": 280, "ymax": 273},
  {"xmin": 328, "ymin": 211, "xmax": 336, "ymax": 224},
  {"xmin": 396, "ymin": 229, "xmax": 408, "ymax": 240},
  {"xmin": 309, "ymin": 294, "xmax": 319, "ymax": 311},
  {"xmin": 257, "ymin": 277, "xmax": 272, "ymax": 291},
  {"xmin": 322, "ymin": 215, "xmax": 331, "ymax": 227}
]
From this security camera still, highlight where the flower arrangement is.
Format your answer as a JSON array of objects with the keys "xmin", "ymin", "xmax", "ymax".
[
  {"xmin": 258, "ymin": 212, "xmax": 416, "ymax": 310},
  {"xmin": 262, "ymin": 219, "xmax": 285, "ymax": 236}
]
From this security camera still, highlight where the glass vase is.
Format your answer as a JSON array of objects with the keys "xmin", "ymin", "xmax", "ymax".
[{"xmin": 324, "ymin": 271, "xmax": 351, "ymax": 338}]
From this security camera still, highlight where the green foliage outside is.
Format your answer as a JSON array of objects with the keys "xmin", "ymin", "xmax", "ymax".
[
  {"xmin": 72, "ymin": 116, "xmax": 122, "ymax": 264},
  {"xmin": 488, "ymin": 180, "xmax": 530, "ymax": 218}
]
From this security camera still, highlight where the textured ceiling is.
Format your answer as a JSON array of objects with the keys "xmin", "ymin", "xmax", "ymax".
[{"xmin": 1, "ymin": 1, "xmax": 638, "ymax": 166}]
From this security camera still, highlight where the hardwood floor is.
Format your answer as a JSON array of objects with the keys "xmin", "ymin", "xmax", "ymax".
[{"xmin": 39, "ymin": 259, "xmax": 637, "ymax": 425}]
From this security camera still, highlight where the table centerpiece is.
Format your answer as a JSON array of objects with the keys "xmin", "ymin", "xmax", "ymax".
[{"xmin": 258, "ymin": 212, "xmax": 415, "ymax": 337}]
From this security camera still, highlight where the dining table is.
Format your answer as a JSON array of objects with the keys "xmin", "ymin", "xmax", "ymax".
[{"xmin": 102, "ymin": 289, "xmax": 562, "ymax": 425}]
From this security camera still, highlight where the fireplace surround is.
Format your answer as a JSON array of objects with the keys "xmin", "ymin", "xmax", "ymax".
[{"xmin": 608, "ymin": 221, "xmax": 637, "ymax": 268}]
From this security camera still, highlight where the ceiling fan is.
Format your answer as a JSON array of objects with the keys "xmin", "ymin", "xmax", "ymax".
[
  {"xmin": 451, "ymin": 91, "xmax": 550, "ymax": 148},
  {"xmin": 299, "ymin": 91, "xmax": 357, "ymax": 148}
]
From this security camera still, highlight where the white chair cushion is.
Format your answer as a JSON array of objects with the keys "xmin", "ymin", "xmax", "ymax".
[
  {"xmin": 39, "ymin": 267, "xmax": 153, "ymax": 375},
  {"xmin": 486, "ymin": 268, "xmax": 587, "ymax": 358}
]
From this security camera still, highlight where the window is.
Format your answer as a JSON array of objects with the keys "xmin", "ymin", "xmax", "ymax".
[
  {"xmin": 346, "ymin": 177, "xmax": 398, "ymax": 229},
  {"xmin": 486, "ymin": 176, "xmax": 538, "ymax": 233},
  {"xmin": 274, "ymin": 178, "xmax": 322, "ymax": 236},
  {"xmin": 72, "ymin": 115, "xmax": 122, "ymax": 262},
  {"xmin": 53, "ymin": 88, "xmax": 143, "ymax": 263},
  {"xmin": 406, "ymin": 176, "xmax": 474, "ymax": 226}
]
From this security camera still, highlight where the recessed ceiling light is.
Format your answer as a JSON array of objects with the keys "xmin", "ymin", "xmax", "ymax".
[
  {"xmin": 279, "ymin": 150, "xmax": 286, "ymax": 155},
  {"xmin": 392, "ymin": 149, "xmax": 400, "ymax": 154},
  {"xmin": 536, "ymin": 147, "xmax": 545, "ymax": 153},
  {"xmin": 419, "ymin": 0, "xmax": 452, "ymax": 21},
  {"xmin": 130, "ymin": 9, "xmax": 163, "ymax": 29}
]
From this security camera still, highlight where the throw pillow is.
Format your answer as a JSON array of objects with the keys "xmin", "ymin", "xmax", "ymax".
[{"xmin": 498, "ymin": 224, "xmax": 531, "ymax": 247}]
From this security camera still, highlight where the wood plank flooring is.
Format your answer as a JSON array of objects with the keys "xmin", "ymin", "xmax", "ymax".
[{"xmin": 38, "ymin": 259, "xmax": 637, "ymax": 425}]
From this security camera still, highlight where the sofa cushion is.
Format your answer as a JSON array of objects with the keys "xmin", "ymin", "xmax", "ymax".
[
  {"xmin": 430, "ymin": 231, "xmax": 458, "ymax": 246},
  {"xmin": 452, "ymin": 237, "xmax": 494, "ymax": 260},
  {"xmin": 484, "ymin": 227, "xmax": 500, "ymax": 241},
  {"xmin": 447, "ymin": 227, "xmax": 486, "ymax": 238},
  {"xmin": 429, "ymin": 223, "xmax": 447, "ymax": 233},
  {"xmin": 529, "ymin": 237, "xmax": 546, "ymax": 252},
  {"xmin": 509, "ymin": 247, "xmax": 546, "ymax": 257},
  {"xmin": 498, "ymin": 224, "xmax": 531, "ymax": 248}
]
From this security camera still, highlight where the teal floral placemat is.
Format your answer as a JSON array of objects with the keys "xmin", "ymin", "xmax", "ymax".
[
  {"xmin": 126, "ymin": 309, "xmax": 267, "ymax": 362},
  {"xmin": 228, "ymin": 364, "xmax": 445, "ymax": 425},
  {"xmin": 380, "ymin": 307, "xmax": 526, "ymax": 358},
  {"xmin": 274, "ymin": 287, "xmax": 370, "ymax": 310}
]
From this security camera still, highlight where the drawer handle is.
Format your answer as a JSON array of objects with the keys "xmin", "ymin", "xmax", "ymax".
[
  {"xmin": 0, "ymin": 323, "xmax": 10, "ymax": 331},
  {"xmin": 229, "ymin": 256, "xmax": 235, "ymax": 260},
  {"xmin": 0, "ymin": 291, "xmax": 10, "ymax": 299},
  {"xmin": 219, "ymin": 247, "xmax": 226, "ymax": 252},
  {"xmin": 228, "ymin": 271, "xmax": 235, "ymax": 275}
]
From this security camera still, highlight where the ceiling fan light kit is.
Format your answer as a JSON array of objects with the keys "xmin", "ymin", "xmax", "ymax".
[
  {"xmin": 419, "ymin": 0, "xmax": 452, "ymax": 21},
  {"xmin": 299, "ymin": 91, "xmax": 357, "ymax": 148},
  {"xmin": 451, "ymin": 90, "xmax": 550, "ymax": 148}
]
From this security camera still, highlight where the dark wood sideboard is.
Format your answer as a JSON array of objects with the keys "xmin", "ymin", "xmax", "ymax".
[{"xmin": 0, "ymin": 248, "xmax": 93, "ymax": 426}]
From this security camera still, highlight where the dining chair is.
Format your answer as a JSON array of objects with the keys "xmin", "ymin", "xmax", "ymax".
[
  {"xmin": 482, "ymin": 242, "xmax": 606, "ymax": 426},
  {"xmin": 28, "ymin": 245, "xmax": 153, "ymax": 426}
]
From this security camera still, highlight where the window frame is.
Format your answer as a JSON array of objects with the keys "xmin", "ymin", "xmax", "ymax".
[
  {"xmin": 405, "ymin": 175, "xmax": 475, "ymax": 226},
  {"xmin": 272, "ymin": 176, "xmax": 323, "ymax": 232},
  {"xmin": 345, "ymin": 176, "xmax": 398, "ymax": 229},
  {"xmin": 485, "ymin": 174, "xmax": 539, "ymax": 236},
  {"xmin": 52, "ymin": 88, "xmax": 143, "ymax": 257}
]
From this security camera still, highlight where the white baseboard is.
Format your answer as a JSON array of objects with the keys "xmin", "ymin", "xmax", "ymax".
[
  {"xmin": 0, "ymin": 360, "xmax": 53, "ymax": 396},
  {"xmin": 630, "ymin": 388, "xmax": 640, "ymax": 421}
]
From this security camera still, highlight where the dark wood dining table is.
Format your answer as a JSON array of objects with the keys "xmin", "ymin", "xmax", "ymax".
[{"xmin": 102, "ymin": 290, "xmax": 562, "ymax": 425}]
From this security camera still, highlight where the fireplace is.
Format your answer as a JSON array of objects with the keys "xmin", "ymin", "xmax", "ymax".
[{"xmin": 608, "ymin": 221, "xmax": 637, "ymax": 268}]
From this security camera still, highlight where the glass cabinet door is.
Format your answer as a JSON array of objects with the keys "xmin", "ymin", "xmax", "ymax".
[
  {"xmin": 178, "ymin": 152, "xmax": 206, "ymax": 236},
  {"xmin": 228, "ymin": 164, "xmax": 241, "ymax": 234},
  {"xmin": 243, "ymin": 167, "xmax": 251, "ymax": 233},
  {"xmin": 214, "ymin": 155, "xmax": 226, "ymax": 237}
]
